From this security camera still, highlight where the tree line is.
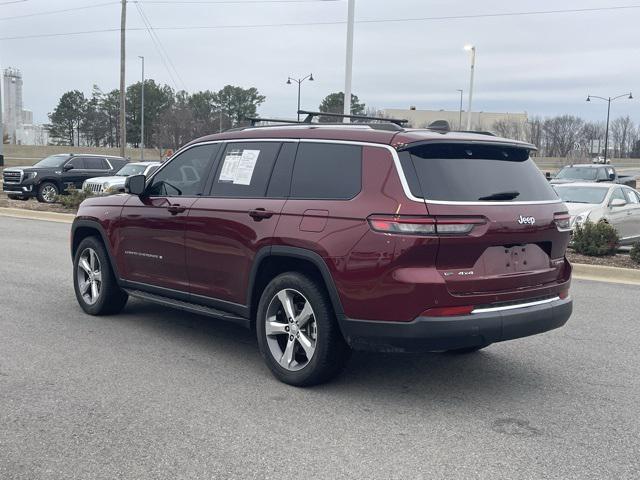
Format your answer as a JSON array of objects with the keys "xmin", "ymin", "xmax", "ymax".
[
  {"xmin": 491, "ymin": 115, "xmax": 640, "ymax": 158},
  {"xmin": 47, "ymin": 82, "xmax": 266, "ymax": 150}
]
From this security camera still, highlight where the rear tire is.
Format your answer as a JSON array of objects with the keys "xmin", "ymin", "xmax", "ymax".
[
  {"xmin": 36, "ymin": 181, "xmax": 59, "ymax": 203},
  {"xmin": 256, "ymin": 272, "xmax": 351, "ymax": 386},
  {"xmin": 73, "ymin": 236, "xmax": 128, "ymax": 315}
]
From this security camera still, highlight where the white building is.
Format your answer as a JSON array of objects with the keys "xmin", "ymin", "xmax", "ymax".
[
  {"xmin": 2, "ymin": 68, "xmax": 49, "ymax": 145},
  {"xmin": 382, "ymin": 107, "xmax": 528, "ymax": 133}
]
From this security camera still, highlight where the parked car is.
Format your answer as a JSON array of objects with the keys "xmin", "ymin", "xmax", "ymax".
[
  {"xmin": 70, "ymin": 116, "xmax": 573, "ymax": 386},
  {"xmin": 592, "ymin": 155, "xmax": 610, "ymax": 164},
  {"xmin": 3, "ymin": 153, "xmax": 128, "ymax": 203},
  {"xmin": 550, "ymin": 164, "xmax": 636, "ymax": 187},
  {"xmin": 83, "ymin": 161, "xmax": 161, "ymax": 195},
  {"xmin": 553, "ymin": 182, "xmax": 640, "ymax": 244}
]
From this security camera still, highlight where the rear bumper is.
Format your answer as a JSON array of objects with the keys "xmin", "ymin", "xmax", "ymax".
[{"xmin": 339, "ymin": 296, "xmax": 572, "ymax": 352}]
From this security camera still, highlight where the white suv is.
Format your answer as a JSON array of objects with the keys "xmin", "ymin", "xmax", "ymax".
[{"xmin": 83, "ymin": 161, "xmax": 161, "ymax": 195}]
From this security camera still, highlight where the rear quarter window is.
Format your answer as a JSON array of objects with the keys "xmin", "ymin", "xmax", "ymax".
[{"xmin": 402, "ymin": 143, "xmax": 558, "ymax": 202}]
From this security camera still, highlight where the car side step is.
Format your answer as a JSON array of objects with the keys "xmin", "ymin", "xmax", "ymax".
[{"xmin": 124, "ymin": 289, "xmax": 250, "ymax": 328}]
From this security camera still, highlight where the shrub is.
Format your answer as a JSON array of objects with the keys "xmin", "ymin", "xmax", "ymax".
[
  {"xmin": 572, "ymin": 220, "xmax": 619, "ymax": 256},
  {"xmin": 631, "ymin": 242, "xmax": 640, "ymax": 264},
  {"xmin": 56, "ymin": 187, "xmax": 93, "ymax": 210}
]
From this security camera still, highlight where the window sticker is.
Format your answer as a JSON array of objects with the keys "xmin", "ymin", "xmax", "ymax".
[{"xmin": 219, "ymin": 149, "xmax": 260, "ymax": 185}]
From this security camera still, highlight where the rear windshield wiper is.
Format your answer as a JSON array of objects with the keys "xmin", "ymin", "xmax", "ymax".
[{"xmin": 478, "ymin": 191, "xmax": 520, "ymax": 201}]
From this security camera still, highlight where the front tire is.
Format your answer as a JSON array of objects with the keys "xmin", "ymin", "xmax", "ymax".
[
  {"xmin": 36, "ymin": 181, "xmax": 59, "ymax": 203},
  {"xmin": 73, "ymin": 236, "xmax": 128, "ymax": 315},
  {"xmin": 256, "ymin": 272, "xmax": 351, "ymax": 386}
]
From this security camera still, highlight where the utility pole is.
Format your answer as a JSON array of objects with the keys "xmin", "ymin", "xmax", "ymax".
[
  {"xmin": 343, "ymin": 0, "xmax": 355, "ymax": 122},
  {"xmin": 0, "ymin": 65, "xmax": 4, "ymax": 167},
  {"xmin": 464, "ymin": 45, "xmax": 476, "ymax": 131},
  {"xmin": 139, "ymin": 55, "xmax": 144, "ymax": 161},
  {"xmin": 119, "ymin": 0, "xmax": 127, "ymax": 158},
  {"xmin": 456, "ymin": 89, "xmax": 463, "ymax": 131}
]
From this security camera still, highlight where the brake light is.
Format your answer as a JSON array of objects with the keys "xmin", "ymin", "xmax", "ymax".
[
  {"xmin": 554, "ymin": 213, "xmax": 571, "ymax": 232},
  {"xmin": 559, "ymin": 289, "xmax": 570, "ymax": 300},
  {"xmin": 421, "ymin": 305, "xmax": 475, "ymax": 317},
  {"xmin": 368, "ymin": 215, "xmax": 485, "ymax": 236}
]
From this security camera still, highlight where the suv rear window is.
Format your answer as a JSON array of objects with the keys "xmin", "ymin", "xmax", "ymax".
[
  {"xmin": 401, "ymin": 143, "xmax": 558, "ymax": 202},
  {"xmin": 291, "ymin": 143, "xmax": 361, "ymax": 199}
]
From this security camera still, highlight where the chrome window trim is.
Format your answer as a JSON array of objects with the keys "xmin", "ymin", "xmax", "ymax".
[
  {"xmin": 149, "ymin": 137, "xmax": 563, "ymax": 206},
  {"xmin": 471, "ymin": 296, "xmax": 561, "ymax": 314}
]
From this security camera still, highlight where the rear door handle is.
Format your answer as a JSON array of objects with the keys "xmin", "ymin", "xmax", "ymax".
[
  {"xmin": 249, "ymin": 208, "xmax": 274, "ymax": 221},
  {"xmin": 167, "ymin": 204, "xmax": 187, "ymax": 215}
]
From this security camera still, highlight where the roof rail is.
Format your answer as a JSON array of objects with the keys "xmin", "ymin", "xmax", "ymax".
[
  {"xmin": 246, "ymin": 117, "xmax": 303, "ymax": 126},
  {"xmin": 457, "ymin": 130, "xmax": 497, "ymax": 136},
  {"xmin": 298, "ymin": 110, "xmax": 408, "ymax": 127}
]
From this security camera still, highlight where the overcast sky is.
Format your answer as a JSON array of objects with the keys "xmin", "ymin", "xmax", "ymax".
[{"xmin": 1, "ymin": 0, "xmax": 639, "ymax": 125}]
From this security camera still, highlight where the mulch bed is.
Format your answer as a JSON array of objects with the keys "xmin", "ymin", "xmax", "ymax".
[
  {"xmin": 0, "ymin": 192, "xmax": 75, "ymax": 214},
  {"xmin": 567, "ymin": 250, "xmax": 639, "ymax": 269}
]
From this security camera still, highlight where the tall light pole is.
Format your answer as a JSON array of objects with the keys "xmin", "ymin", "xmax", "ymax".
[
  {"xmin": 456, "ymin": 89, "xmax": 463, "ymax": 131},
  {"xmin": 343, "ymin": 0, "xmax": 355, "ymax": 122},
  {"xmin": 0, "ymin": 65, "xmax": 4, "ymax": 166},
  {"xmin": 139, "ymin": 56, "xmax": 145, "ymax": 161},
  {"xmin": 286, "ymin": 74, "xmax": 314, "ymax": 121},
  {"xmin": 119, "ymin": 0, "xmax": 127, "ymax": 158},
  {"xmin": 464, "ymin": 44, "xmax": 476, "ymax": 131},
  {"xmin": 586, "ymin": 92, "xmax": 633, "ymax": 162}
]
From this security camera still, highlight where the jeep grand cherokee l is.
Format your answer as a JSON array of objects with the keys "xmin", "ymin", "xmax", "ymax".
[
  {"xmin": 70, "ymin": 121, "xmax": 573, "ymax": 386},
  {"xmin": 3, "ymin": 153, "xmax": 127, "ymax": 203}
]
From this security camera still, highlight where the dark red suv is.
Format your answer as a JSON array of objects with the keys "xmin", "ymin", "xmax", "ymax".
[{"xmin": 71, "ymin": 117, "xmax": 573, "ymax": 386}]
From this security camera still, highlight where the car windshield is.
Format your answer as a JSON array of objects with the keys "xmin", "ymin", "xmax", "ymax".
[
  {"xmin": 116, "ymin": 164, "xmax": 146, "ymax": 176},
  {"xmin": 556, "ymin": 167, "xmax": 599, "ymax": 180},
  {"xmin": 33, "ymin": 155, "xmax": 70, "ymax": 168},
  {"xmin": 553, "ymin": 186, "xmax": 608, "ymax": 204}
]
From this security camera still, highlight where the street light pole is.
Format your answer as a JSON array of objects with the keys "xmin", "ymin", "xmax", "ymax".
[
  {"xmin": 139, "ymin": 56, "xmax": 144, "ymax": 161},
  {"xmin": 119, "ymin": 0, "xmax": 127, "ymax": 158},
  {"xmin": 287, "ymin": 74, "xmax": 314, "ymax": 121},
  {"xmin": 343, "ymin": 0, "xmax": 355, "ymax": 122},
  {"xmin": 464, "ymin": 45, "xmax": 476, "ymax": 131},
  {"xmin": 586, "ymin": 92, "xmax": 633, "ymax": 162},
  {"xmin": 456, "ymin": 89, "xmax": 463, "ymax": 131}
]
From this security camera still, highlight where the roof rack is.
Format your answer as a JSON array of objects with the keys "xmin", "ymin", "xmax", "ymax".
[
  {"xmin": 457, "ymin": 130, "xmax": 497, "ymax": 136},
  {"xmin": 298, "ymin": 110, "xmax": 408, "ymax": 127},
  {"xmin": 246, "ymin": 117, "xmax": 302, "ymax": 126}
]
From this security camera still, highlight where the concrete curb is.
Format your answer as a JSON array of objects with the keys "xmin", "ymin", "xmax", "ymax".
[
  {"xmin": 572, "ymin": 262, "xmax": 640, "ymax": 286},
  {"xmin": 0, "ymin": 207, "xmax": 74, "ymax": 224}
]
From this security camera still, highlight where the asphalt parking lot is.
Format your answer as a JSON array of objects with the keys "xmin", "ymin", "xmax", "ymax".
[{"xmin": 1, "ymin": 216, "xmax": 639, "ymax": 480}]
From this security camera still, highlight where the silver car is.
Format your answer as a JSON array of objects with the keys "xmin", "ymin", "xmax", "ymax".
[
  {"xmin": 83, "ymin": 162, "xmax": 161, "ymax": 195},
  {"xmin": 553, "ymin": 182, "xmax": 640, "ymax": 245}
]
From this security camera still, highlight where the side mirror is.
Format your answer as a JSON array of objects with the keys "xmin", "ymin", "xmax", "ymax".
[
  {"xmin": 63, "ymin": 164, "xmax": 74, "ymax": 171},
  {"xmin": 609, "ymin": 173, "xmax": 616, "ymax": 181},
  {"xmin": 610, "ymin": 198, "xmax": 626, "ymax": 208},
  {"xmin": 545, "ymin": 172, "xmax": 552, "ymax": 180},
  {"xmin": 125, "ymin": 174, "xmax": 146, "ymax": 196}
]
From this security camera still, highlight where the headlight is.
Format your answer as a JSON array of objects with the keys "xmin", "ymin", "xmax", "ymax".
[
  {"xmin": 573, "ymin": 210, "xmax": 591, "ymax": 226},
  {"xmin": 24, "ymin": 171, "xmax": 37, "ymax": 180},
  {"xmin": 103, "ymin": 182, "xmax": 110, "ymax": 190}
]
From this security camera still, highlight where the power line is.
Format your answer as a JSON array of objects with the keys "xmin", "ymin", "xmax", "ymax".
[
  {"xmin": 2, "ymin": 4, "xmax": 640, "ymax": 41},
  {"xmin": 0, "ymin": 0, "xmax": 28, "ymax": 5},
  {"xmin": 0, "ymin": 2, "xmax": 118, "ymax": 22},
  {"xmin": 135, "ymin": 1, "xmax": 187, "ymax": 90}
]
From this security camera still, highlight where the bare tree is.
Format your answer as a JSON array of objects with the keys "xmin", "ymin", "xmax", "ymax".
[
  {"xmin": 610, "ymin": 116, "xmax": 634, "ymax": 158},
  {"xmin": 492, "ymin": 119, "xmax": 525, "ymax": 141},
  {"xmin": 542, "ymin": 115, "xmax": 584, "ymax": 157}
]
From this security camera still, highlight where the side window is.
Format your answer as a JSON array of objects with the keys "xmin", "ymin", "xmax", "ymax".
[
  {"xmin": 147, "ymin": 144, "xmax": 219, "ymax": 197},
  {"xmin": 210, "ymin": 142, "xmax": 281, "ymax": 198},
  {"xmin": 624, "ymin": 188, "xmax": 639, "ymax": 204},
  {"xmin": 610, "ymin": 187, "xmax": 627, "ymax": 204},
  {"xmin": 146, "ymin": 165, "xmax": 160, "ymax": 176},
  {"xmin": 596, "ymin": 168, "xmax": 608, "ymax": 181},
  {"xmin": 290, "ymin": 143, "xmax": 362, "ymax": 199},
  {"xmin": 84, "ymin": 157, "xmax": 107, "ymax": 170},
  {"xmin": 67, "ymin": 157, "xmax": 86, "ymax": 169}
]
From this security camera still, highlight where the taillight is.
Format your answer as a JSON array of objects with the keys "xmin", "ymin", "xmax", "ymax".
[
  {"xmin": 368, "ymin": 215, "xmax": 485, "ymax": 236},
  {"xmin": 421, "ymin": 305, "xmax": 475, "ymax": 317},
  {"xmin": 559, "ymin": 289, "xmax": 570, "ymax": 300},
  {"xmin": 554, "ymin": 213, "xmax": 571, "ymax": 232}
]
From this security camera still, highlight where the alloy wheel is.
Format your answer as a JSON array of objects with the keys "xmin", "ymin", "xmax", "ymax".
[
  {"xmin": 41, "ymin": 185, "xmax": 57, "ymax": 203},
  {"xmin": 265, "ymin": 289, "xmax": 318, "ymax": 371},
  {"xmin": 77, "ymin": 248, "xmax": 102, "ymax": 305}
]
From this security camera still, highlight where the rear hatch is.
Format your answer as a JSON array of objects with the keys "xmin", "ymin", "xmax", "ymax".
[{"xmin": 399, "ymin": 141, "xmax": 570, "ymax": 296}]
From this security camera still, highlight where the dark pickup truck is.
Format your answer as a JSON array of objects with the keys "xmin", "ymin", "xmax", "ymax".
[
  {"xmin": 550, "ymin": 164, "xmax": 636, "ymax": 187},
  {"xmin": 3, "ymin": 153, "xmax": 127, "ymax": 203}
]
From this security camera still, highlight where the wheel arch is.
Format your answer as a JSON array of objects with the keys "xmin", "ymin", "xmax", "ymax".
[
  {"xmin": 71, "ymin": 219, "xmax": 121, "ymax": 281},
  {"xmin": 247, "ymin": 246, "xmax": 344, "ymax": 329}
]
